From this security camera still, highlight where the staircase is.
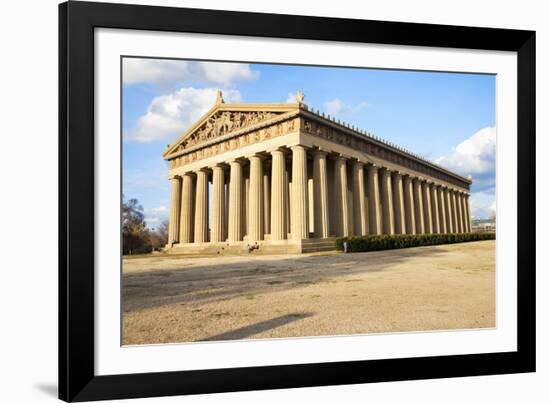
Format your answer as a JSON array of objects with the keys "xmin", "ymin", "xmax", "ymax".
[
  {"xmin": 300, "ymin": 237, "xmax": 338, "ymax": 254},
  {"xmin": 166, "ymin": 237, "xmax": 338, "ymax": 257}
]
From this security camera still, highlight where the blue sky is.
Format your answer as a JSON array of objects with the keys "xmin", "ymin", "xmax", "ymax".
[{"xmin": 122, "ymin": 58, "xmax": 496, "ymax": 227}]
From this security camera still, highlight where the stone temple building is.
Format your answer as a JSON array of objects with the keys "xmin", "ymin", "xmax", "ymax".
[{"xmin": 163, "ymin": 91, "xmax": 472, "ymax": 255}]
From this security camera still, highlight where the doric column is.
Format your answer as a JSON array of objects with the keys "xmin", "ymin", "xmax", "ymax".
[
  {"xmin": 465, "ymin": 193, "xmax": 471, "ymax": 232},
  {"xmin": 179, "ymin": 173, "xmax": 194, "ymax": 243},
  {"xmin": 403, "ymin": 175, "xmax": 416, "ymax": 234},
  {"xmin": 227, "ymin": 160, "xmax": 243, "ymax": 242},
  {"xmin": 352, "ymin": 161, "xmax": 369, "ymax": 236},
  {"xmin": 429, "ymin": 182, "xmax": 440, "ymax": 234},
  {"xmin": 444, "ymin": 187, "xmax": 453, "ymax": 232},
  {"xmin": 194, "ymin": 169, "xmax": 209, "ymax": 242},
  {"xmin": 210, "ymin": 165, "xmax": 225, "ymax": 242},
  {"xmin": 462, "ymin": 192, "xmax": 470, "ymax": 232},
  {"xmin": 284, "ymin": 162, "xmax": 291, "ymax": 236},
  {"xmin": 168, "ymin": 176, "xmax": 182, "ymax": 245},
  {"xmin": 334, "ymin": 156, "xmax": 349, "ymax": 237},
  {"xmin": 367, "ymin": 165, "xmax": 381, "ymax": 235},
  {"xmin": 450, "ymin": 189, "xmax": 459, "ymax": 233},
  {"xmin": 313, "ymin": 150, "xmax": 330, "ymax": 238},
  {"xmin": 291, "ymin": 145, "xmax": 309, "ymax": 240},
  {"xmin": 263, "ymin": 169, "xmax": 271, "ymax": 235},
  {"xmin": 243, "ymin": 174, "xmax": 249, "ymax": 238},
  {"xmin": 225, "ymin": 177, "xmax": 229, "ymax": 240},
  {"xmin": 437, "ymin": 185, "xmax": 447, "ymax": 234},
  {"xmin": 421, "ymin": 180, "xmax": 433, "ymax": 234},
  {"xmin": 456, "ymin": 191, "xmax": 464, "ymax": 233},
  {"xmin": 464, "ymin": 193, "xmax": 472, "ymax": 232},
  {"xmin": 413, "ymin": 178, "xmax": 425, "ymax": 234},
  {"xmin": 426, "ymin": 182, "xmax": 439, "ymax": 234},
  {"xmin": 248, "ymin": 154, "xmax": 264, "ymax": 241},
  {"xmin": 392, "ymin": 172, "xmax": 406, "ymax": 234},
  {"xmin": 308, "ymin": 176, "xmax": 314, "ymax": 234},
  {"xmin": 270, "ymin": 149, "xmax": 286, "ymax": 240},
  {"xmin": 456, "ymin": 190, "xmax": 468, "ymax": 232},
  {"xmin": 380, "ymin": 168, "xmax": 394, "ymax": 235}
]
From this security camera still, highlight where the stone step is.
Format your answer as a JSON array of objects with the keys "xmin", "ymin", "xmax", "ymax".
[{"xmin": 166, "ymin": 238, "xmax": 338, "ymax": 256}]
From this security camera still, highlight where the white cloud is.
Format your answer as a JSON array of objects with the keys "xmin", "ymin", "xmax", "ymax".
[
  {"xmin": 148, "ymin": 206, "xmax": 167, "ymax": 214},
  {"xmin": 126, "ymin": 87, "xmax": 241, "ymax": 143},
  {"xmin": 286, "ymin": 92, "xmax": 297, "ymax": 103},
  {"xmin": 200, "ymin": 63, "xmax": 259, "ymax": 85},
  {"xmin": 436, "ymin": 126, "xmax": 496, "ymax": 176},
  {"xmin": 144, "ymin": 206, "xmax": 169, "ymax": 228},
  {"xmin": 489, "ymin": 201, "xmax": 496, "ymax": 213},
  {"xmin": 470, "ymin": 191, "xmax": 496, "ymax": 220},
  {"xmin": 325, "ymin": 98, "xmax": 344, "ymax": 115},
  {"xmin": 123, "ymin": 59, "xmax": 259, "ymax": 86},
  {"xmin": 324, "ymin": 98, "xmax": 370, "ymax": 116},
  {"xmin": 436, "ymin": 126, "xmax": 496, "ymax": 219},
  {"xmin": 124, "ymin": 165, "xmax": 167, "ymax": 194}
]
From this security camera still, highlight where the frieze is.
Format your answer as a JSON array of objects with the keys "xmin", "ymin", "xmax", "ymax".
[{"xmin": 301, "ymin": 118, "xmax": 469, "ymax": 189}]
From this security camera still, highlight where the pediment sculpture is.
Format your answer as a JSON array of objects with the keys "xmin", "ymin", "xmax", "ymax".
[{"xmin": 178, "ymin": 110, "xmax": 280, "ymax": 151}]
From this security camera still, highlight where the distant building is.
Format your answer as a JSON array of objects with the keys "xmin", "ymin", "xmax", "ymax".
[{"xmin": 472, "ymin": 218, "xmax": 496, "ymax": 233}]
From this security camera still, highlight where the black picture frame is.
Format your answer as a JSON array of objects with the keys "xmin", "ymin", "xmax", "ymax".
[{"xmin": 59, "ymin": 1, "xmax": 536, "ymax": 401}]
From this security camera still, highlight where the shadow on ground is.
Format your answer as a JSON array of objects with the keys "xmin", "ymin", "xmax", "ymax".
[
  {"xmin": 198, "ymin": 312, "xmax": 314, "ymax": 341},
  {"xmin": 123, "ymin": 245, "xmax": 457, "ymax": 313}
]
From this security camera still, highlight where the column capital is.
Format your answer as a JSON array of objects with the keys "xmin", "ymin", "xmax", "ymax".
[
  {"xmin": 380, "ymin": 167, "xmax": 392, "ymax": 176},
  {"xmin": 245, "ymin": 152, "xmax": 266, "ymax": 160},
  {"xmin": 267, "ymin": 146, "xmax": 287, "ymax": 155},
  {"xmin": 290, "ymin": 144, "xmax": 309, "ymax": 152},
  {"xmin": 227, "ymin": 157, "xmax": 245, "ymax": 165},
  {"xmin": 392, "ymin": 170, "xmax": 405, "ymax": 177},
  {"xmin": 367, "ymin": 163, "xmax": 379, "ymax": 172},
  {"xmin": 208, "ymin": 163, "xmax": 226, "ymax": 170},
  {"xmin": 312, "ymin": 148, "xmax": 328, "ymax": 157}
]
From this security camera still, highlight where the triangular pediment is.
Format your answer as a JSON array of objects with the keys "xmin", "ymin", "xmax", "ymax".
[{"xmin": 163, "ymin": 102, "xmax": 299, "ymax": 159}]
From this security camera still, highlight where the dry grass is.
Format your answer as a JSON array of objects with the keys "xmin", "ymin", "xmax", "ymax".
[{"xmin": 122, "ymin": 240, "xmax": 495, "ymax": 345}]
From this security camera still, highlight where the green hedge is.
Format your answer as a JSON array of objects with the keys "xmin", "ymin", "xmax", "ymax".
[{"xmin": 336, "ymin": 232, "xmax": 495, "ymax": 253}]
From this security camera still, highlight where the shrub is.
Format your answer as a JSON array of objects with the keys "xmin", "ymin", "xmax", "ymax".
[{"xmin": 336, "ymin": 232, "xmax": 495, "ymax": 253}]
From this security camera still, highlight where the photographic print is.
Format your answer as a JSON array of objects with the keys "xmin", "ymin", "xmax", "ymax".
[{"xmin": 121, "ymin": 57, "xmax": 497, "ymax": 346}]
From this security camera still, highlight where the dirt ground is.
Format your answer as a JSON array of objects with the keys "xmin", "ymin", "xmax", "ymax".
[{"xmin": 122, "ymin": 240, "xmax": 495, "ymax": 345}]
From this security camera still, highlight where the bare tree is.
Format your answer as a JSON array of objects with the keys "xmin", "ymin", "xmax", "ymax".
[
  {"xmin": 122, "ymin": 197, "xmax": 148, "ymax": 255},
  {"xmin": 149, "ymin": 220, "xmax": 169, "ymax": 251},
  {"xmin": 156, "ymin": 219, "xmax": 169, "ymax": 246}
]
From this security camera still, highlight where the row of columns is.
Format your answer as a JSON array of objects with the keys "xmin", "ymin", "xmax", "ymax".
[{"xmin": 167, "ymin": 147, "xmax": 472, "ymax": 245}]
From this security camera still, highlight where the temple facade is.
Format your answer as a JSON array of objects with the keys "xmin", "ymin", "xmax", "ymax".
[{"xmin": 163, "ymin": 91, "xmax": 472, "ymax": 255}]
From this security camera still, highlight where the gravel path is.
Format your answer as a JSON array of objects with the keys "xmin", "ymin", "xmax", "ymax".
[{"xmin": 122, "ymin": 240, "xmax": 495, "ymax": 345}]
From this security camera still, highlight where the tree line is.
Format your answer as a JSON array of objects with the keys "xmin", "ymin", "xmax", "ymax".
[{"xmin": 122, "ymin": 196, "xmax": 168, "ymax": 255}]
